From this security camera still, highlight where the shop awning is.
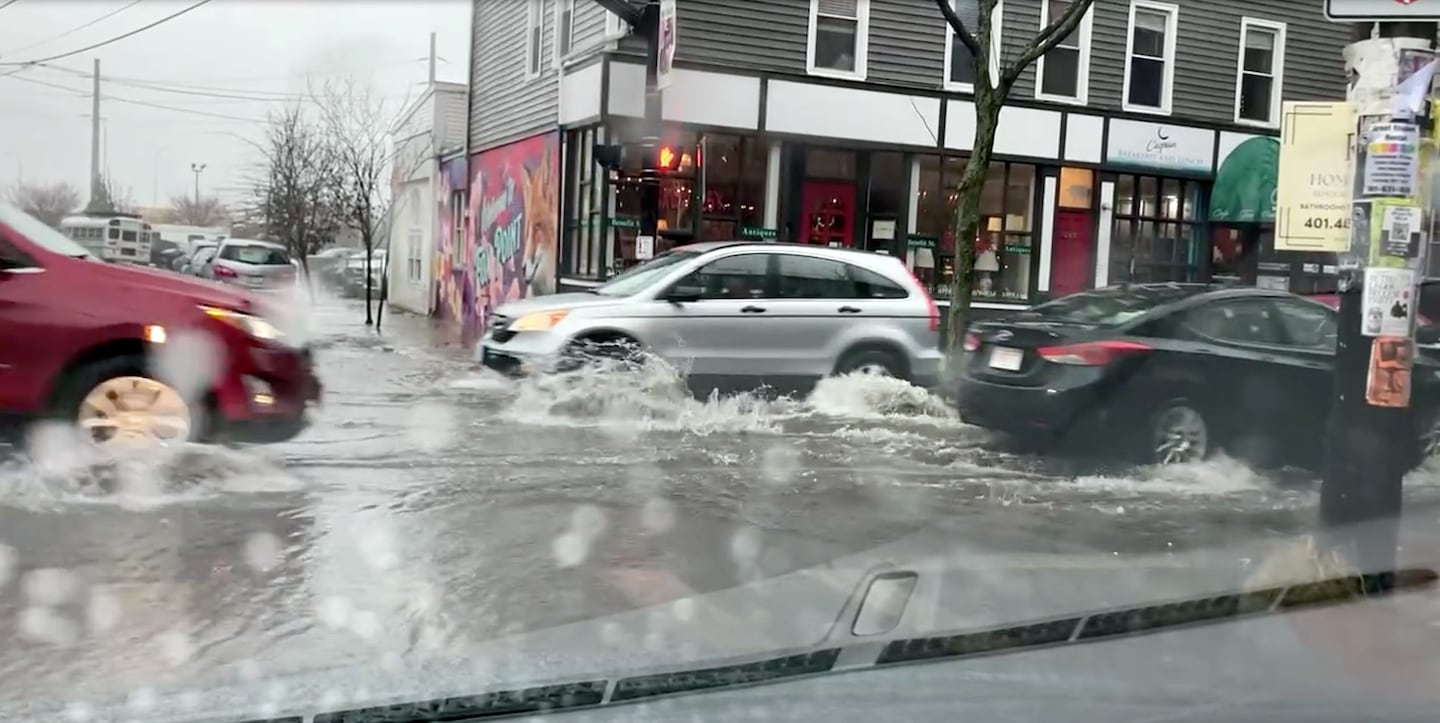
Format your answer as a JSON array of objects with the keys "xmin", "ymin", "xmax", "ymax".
[{"xmin": 1208, "ymin": 136, "xmax": 1279, "ymax": 223}]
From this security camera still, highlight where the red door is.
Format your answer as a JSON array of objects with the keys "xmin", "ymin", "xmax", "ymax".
[
  {"xmin": 798, "ymin": 181, "xmax": 855, "ymax": 247},
  {"xmin": 1050, "ymin": 211, "xmax": 1094, "ymax": 298}
]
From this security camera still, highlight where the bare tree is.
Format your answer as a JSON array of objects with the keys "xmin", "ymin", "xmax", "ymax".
[
  {"xmin": 934, "ymin": 0, "xmax": 1094, "ymax": 351},
  {"xmin": 249, "ymin": 104, "xmax": 342, "ymax": 296},
  {"xmin": 314, "ymin": 79, "xmax": 408, "ymax": 327},
  {"xmin": 170, "ymin": 193, "xmax": 228, "ymax": 226},
  {"xmin": 5, "ymin": 180, "xmax": 82, "ymax": 227},
  {"xmin": 89, "ymin": 174, "xmax": 137, "ymax": 215}
]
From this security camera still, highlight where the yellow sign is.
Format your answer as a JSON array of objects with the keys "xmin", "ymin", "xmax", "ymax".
[{"xmin": 1275, "ymin": 101, "xmax": 1355, "ymax": 252}]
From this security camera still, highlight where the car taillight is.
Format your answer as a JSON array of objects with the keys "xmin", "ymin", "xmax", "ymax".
[
  {"xmin": 963, "ymin": 332, "xmax": 981, "ymax": 352},
  {"xmin": 1036, "ymin": 340, "xmax": 1151, "ymax": 366},
  {"xmin": 905, "ymin": 267, "xmax": 940, "ymax": 331},
  {"xmin": 213, "ymin": 265, "xmax": 236, "ymax": 278}
]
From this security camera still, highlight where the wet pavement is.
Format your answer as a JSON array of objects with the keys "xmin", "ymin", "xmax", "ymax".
[{"xmin": 1, "ymin": 296, "xmax": 1438, "ymax": 713}]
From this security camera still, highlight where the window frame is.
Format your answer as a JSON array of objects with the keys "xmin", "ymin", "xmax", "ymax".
[
  {"xmin": 1233, "ymin": 17, "xmax": 1286, "ymax": 128},
  {"xmin": 942, "ymin": 0, "xmax": 1004, "ymax": 93},
  {"xmin": 604, "ymin": 9, "xmax": 631, "ymax": 41},
  {"xmin": 553, "ymin": 0, "xmax": 576, "ymax": 69},
  {"xmin": 805, "ymin": 0, "xmax": 872, "ymax": 81},
  {"xmin": 1121, "ymin": 0, "xmax": 1179, "ymax": 115},
  {"xmin": 525, "ymin": 0, "xmax": 543, "ymax": 80},
  {"xmin": 1034, "ymin": 0, "xmax": 1093, "ymax": 105}
]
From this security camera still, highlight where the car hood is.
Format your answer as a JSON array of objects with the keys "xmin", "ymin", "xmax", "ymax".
[
  {"xmin": 10, "ymin": 517, "xmax": 1440, "ymax": 722},
  {"xmin": 74, "ymin": 256, "xmax": 263, "ymax": 313},
  {"xmin": 492, "ymin": 292, "xmax": 627, "ymax": 318}
]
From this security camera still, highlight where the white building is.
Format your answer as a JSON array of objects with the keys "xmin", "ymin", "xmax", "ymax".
[{"xmin": 386, "ymin": 80, "xmax": 467, "ymax": 315}]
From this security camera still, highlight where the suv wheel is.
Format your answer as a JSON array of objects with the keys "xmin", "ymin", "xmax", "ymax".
[{"xmin": 835, "ymin": 349, "xmax": 907, "ymax": 380}]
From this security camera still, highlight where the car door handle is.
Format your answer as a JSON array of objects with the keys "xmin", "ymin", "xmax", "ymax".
[
  {"xmin": 838, "ymin": 306, "xmax": 862, "ymax": 313},
  {"xmin": 741, "ymin": 305, "xmax": 766, "ymax": 313}
]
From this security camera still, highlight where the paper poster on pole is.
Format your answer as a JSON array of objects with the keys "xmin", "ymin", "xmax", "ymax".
[
  {"xmin": 1368, "ymin": 200, "xmax": 1425, "ymax": 268},
  {"xmin": 635, "ymin": 234, "xmax": 655, "ymax": 259},
  {"xmin": 1275, "ymin": 102, "xmax": 1355, "ymax": 252},
  {"xmin": 1366, "ymin": 335, "xmax": 1414, "ymax": 408},
  {"xmin": 1360, "ymin": 121, "xmax": 1421, "ymax": 197},
  {"xmin": 1360, "ymin": 266, "xmax": 1416, "ymax": 336},
  {"xmin": 656, "ymin": 0, "xmax": 677, "ymax": 90}
]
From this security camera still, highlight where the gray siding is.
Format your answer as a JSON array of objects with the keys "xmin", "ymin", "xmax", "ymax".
[
  {"xmin": 469, "ymin": 1, "xmax": 558, "ymax": 151},
  {"xmin": 1089, "ymin": 0, "xmax": 1346, "ymax": 124}
]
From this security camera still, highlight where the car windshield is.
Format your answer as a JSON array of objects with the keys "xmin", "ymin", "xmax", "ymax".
[
  {"xmin": 0, "ymin": 203, "xmax": 91, "ymax": 258},
  {"xmin": 1024, "ymin": 284, "xmax": 1204, "ymax": 326},
  {"xmin": 220, "ymin": 244, "xmax": 289, "ymax": 265},
  {"xmin": 593, "ymin": 249, "xmax": 702, "ymax": 296}
]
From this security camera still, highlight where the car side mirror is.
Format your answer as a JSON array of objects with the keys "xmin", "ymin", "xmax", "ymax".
[{"xmin": 665, "ymin": 284, "xmax": 703, "ymax": 303}]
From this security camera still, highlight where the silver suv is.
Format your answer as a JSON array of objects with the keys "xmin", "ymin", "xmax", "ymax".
[{"xmin": 478, "ymin": 242, "xmax": 943, "ymax": 394}]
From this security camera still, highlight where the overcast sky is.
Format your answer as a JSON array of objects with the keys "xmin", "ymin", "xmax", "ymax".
[{"xmin": 0, "ymin": 0, "xmax": 469, "ymax": 208}]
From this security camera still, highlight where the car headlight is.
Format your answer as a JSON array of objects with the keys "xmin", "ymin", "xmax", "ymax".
[
  {"xmin": 201, "ymin": 306, "xmax": 285, "ymax": 341},
  {"xmin": 511, "ymin": 310, "xmax": 569, "ymax": 332}
]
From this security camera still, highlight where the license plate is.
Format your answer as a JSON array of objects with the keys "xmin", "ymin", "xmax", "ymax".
[{"xmin": 988, "ymin": 346, "xmax": 1024, "ymax": 371}]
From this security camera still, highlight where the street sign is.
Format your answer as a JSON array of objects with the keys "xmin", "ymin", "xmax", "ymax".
[{"xmin": 1326, "ymin": 0, "xmax": 1439, "ymax": 21}]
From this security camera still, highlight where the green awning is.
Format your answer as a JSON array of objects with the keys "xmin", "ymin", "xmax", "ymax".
[{"xmin": 1208, "ymin": 136, "xmax": 1279, "ymax": 223}]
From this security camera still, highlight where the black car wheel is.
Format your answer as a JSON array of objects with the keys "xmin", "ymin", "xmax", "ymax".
[
  {"xmin": 835, "ymin": 348, "xmax": 907, "ymax": 380},
  {"xmin": 1148, "ymin": 401, "xmax": 1209, "ymax": 465}
]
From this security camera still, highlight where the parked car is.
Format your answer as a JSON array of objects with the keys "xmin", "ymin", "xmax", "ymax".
[
  {"xmin": 178, "ymin": 242, "xmax": 217, "ymax": 275},
  {"xmin": 0, "ymin": 203, "xmax": 321, "ymax": 447},
  {"xmin": 206, "ymin": 239, "xmax": 297, "ymax": 293},
  {"xmin": 953, "ymin": 283, "xmax": 1440, "ymax": 468},
  {"xmin": 1308, "ymin": 292, "xmax": 1440, "ymax": 353},
  {"xmin": 478, "ymin": 241, "xmax": 943, "ymax": 397},
  {"xmin": 306, "ymin": 247, "xmax": 360, "ymax": 291},
  {"xmin": 341, "ymin": 249, "xmax": 386, "ymax": 298}
]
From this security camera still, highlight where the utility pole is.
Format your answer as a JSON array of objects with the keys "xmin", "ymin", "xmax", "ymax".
[
  {"xmin": 190, "ymin": 162, "xmax": 206, "ymax": 206},
  {"xmin": 1323, "ymin": 18, "xmax": 1438, "ymax": 576},
  {"xmin": 637, "ymin": 0, "xmax": 662, "ymax": 248},
  {"xmin": 87, "ymin": 58, "xmax": 102, "ymax": 211},
  {"xmin": 427, "ymin": 31, "xmax": 437, "ymax": 87}
]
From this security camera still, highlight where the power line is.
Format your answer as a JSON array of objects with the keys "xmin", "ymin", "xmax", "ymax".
[
  {"xmin": 32, "ymin": 63, "xmax": 417, "ymax": 105},
  {"xmin": 4, "ymin": 74, "xmax": 262, "ymax": 123},
  {"xmin": 0, "ymin": 0, "xmax": 212, "ymax": 66},
  {"xmin": 37, "ymin": 58, "xmax": 418, "ymax": 86},
  {"xmin": 2, "ymin": 0, "xmax": 146, "ymax": 56}
]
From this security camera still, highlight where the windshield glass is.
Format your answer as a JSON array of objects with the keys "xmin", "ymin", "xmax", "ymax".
[
  {"xmin": 594, "ymin": 249, "xmax": 701, "ymax": 296},
  {"xmin": 1025, "ymin": 284, "xmax": 1202, "ymax": 326},
  {"xmin": 0, "ymin": 203, "xmax": 91, "ymax": 258},
  {"xmin": 220, "ymin": 244, "xmax": 289, "ymax": 265}
]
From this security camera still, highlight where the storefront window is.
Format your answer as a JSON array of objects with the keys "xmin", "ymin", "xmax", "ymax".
[
  {"xmin": 974, "ymin": 163, "xmax": 1036, "ymax": 302},
  {"xmin": 1057, "ymin": 167, "xmax": 1093, "ymax": 209},
  {"xmin": 698, "ymin": 134, "xmax": 767, "ymax": 240},
  {"xmin": 563, "ymin": 127, "xmax": 605, "ymax": 279},
  {"xmin": 1110, "ymin": 173, "xmax": 1207, "ymax": 283},
  {"xmin": 866, "ymin": 152, "xmax": 905, "ymax": 253},
  {"xmin": 611, "ymin": 127, "xmax": 700, "ymax": 271},
  {"xmin": 910, "ymin": 155, "xmax": 945, "ymax": 292}
]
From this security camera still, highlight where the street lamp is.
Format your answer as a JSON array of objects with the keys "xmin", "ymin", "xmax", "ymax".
[{"xmin": 190, "ymin": 162, "xmax": 206, "ymax": 206}]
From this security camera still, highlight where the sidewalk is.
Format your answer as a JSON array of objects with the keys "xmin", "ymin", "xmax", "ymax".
[{"xmin": 301, "ymin": 298, "xmax": 477, "ymax": 363}]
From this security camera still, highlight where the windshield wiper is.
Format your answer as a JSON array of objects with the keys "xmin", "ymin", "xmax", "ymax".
[{"xmin": 250, "ymin": 567, "xmax": 1436, "ymax": 722}]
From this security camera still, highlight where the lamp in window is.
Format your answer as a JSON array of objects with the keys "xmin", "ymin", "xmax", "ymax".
[{"xmin": 974, "ymin": 217, "xmax": 1002, "ymax": 296}]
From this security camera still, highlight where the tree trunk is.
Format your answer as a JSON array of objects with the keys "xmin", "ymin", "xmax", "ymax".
[
  {"xmin": 363, "ymin": 242, "xmax": 374, "ymax": 326},
  {"xmin": 298, "ymin": 254, "xmax": 315, "ymax": 302},
  {"xmin": 944, "ymin": 83, "xmax": 1004, "ymax": 354}
]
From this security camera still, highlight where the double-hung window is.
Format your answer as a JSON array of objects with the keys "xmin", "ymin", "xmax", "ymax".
[
  {"xmin": 1123, "ymin": 1, "xmax": 1178, "ymax": 113},
  {"xmin": 806, "ymin": 0, "xmax": 870, "ymax": 80}
]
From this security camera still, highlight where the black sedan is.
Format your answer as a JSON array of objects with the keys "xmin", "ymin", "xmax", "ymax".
[{"xmin": 954, "ymin": 283, "xmax": 1440, "ymax": 468}]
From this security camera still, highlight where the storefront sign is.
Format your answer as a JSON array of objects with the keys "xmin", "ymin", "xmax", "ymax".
[
  {"xmin": 739, "ymin": 226, "xmax": 777, "ymax": 240},
  {"xmin": 1105, "ymin": 120, "xmax": 1214, "ymax": 173},
  {"xmin": 1275, "ymin": 101, "xmax": 1355, "ymax": 252}
]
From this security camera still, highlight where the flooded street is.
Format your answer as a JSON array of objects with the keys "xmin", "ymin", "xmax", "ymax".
[{"xmin": 0, "ymin": 299, "xmax": 1435, "ymax": 714}]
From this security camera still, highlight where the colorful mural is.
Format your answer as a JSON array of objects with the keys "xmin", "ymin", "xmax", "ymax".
[{"xmin": 433, "ymin": 132, "xmax": 560, "ymax": 338}]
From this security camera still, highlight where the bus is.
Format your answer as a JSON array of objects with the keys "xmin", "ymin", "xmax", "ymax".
[{"xmin": 58, "ymin": 213, "xmax": 156, "ymax": 265}]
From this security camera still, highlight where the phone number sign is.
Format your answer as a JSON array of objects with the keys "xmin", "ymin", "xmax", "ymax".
[{"xmin": 1327, "ymin": 0, "xmax": 1439, "ymax": 21}]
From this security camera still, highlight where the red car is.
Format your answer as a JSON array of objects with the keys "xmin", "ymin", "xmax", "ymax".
[{"xmin": 0, "ymin": 203, "xmax": 321, "ymax": 447}]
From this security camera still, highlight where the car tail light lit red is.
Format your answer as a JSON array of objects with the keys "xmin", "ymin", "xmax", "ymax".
[
  {"xmin": 213, "ymin": 265, "xmax": 236, "ymax": 278},
  {"xmin": 963, "ymin": 332, "xmax": 981, "ymax": 352},
  {"xmin": 1037, "ymin": 340, "xmax": 1151, "ymax": 366},
  {"xmin": 905, "ymin": 267, "xmax": 940, "ymax": 331}
]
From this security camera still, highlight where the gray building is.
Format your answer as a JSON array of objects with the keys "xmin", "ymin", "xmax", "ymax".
[{"xmin": 465, "ymin": 0, "xmax": 1349, "ymax": 314}]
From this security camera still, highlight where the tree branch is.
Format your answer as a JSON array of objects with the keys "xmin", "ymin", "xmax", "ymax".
[
  {"xmin": 933, "ymin": 0, "xmax": 980, "ymax": 59},
  {"xmin": 1001, "ymin": 0, "xmax": 1095, "ymax": 88}
]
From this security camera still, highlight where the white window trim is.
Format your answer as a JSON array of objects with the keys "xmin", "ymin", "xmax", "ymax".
[
  {"xmin": 805, "ymin": 0, "xmax": 871, "ymax": 81},
  {"xmin": 1033, "ymin": 1, "xmax": 1093, "ymax": 105},
  {"xmin": 524, "ymin": 0, "xmax": 543, "ymax": 80},
  {"xmin": 942, "ymin": 0, "xmax": 1004, "ymax": 93},
  {"xmin": 552, "ymin": 0, "xmax": 576, "ymax": 69},
  {"xmin": 1233, "ymin": 17, "xmax": 1286, "ymax": 127},
  {"xmin": 1121, "ymin": 0, "xmax": 1178, "ymax": 115},
  {"xmin": 603, "ymin": 9, "xmax": 631, "ymax": 41}
]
